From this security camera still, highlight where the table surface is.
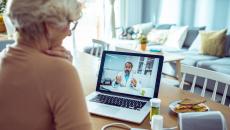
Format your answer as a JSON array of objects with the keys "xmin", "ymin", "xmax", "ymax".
[{"xmin": 75, "ymin": 51, "xmax": 230, "ymax": 130}]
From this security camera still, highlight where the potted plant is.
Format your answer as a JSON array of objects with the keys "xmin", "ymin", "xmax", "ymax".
[
  {"xmin": 139, "ymin": 35, "xmax": 148, "ymax": 51},
  {"xmin": 0, "ymin": 0, "xmax": 7, "ymax": 33}
]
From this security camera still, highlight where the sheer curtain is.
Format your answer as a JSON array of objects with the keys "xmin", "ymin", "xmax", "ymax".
[
  {"xmin": 150, "ymin": 0, "xmax": 230, "ymax": 31},
  {"xmin": 120, "ymin": 0, "xmax": 143, "ymax": 27},
  {"xmin": 103, "ymin": 0, "xmax": 121, "ymax": 39},
  {"xmin": 158, "ymin": 0, "xmax": 182, "ymax": 25},
  {"xmin": 110, "ymin": 0, "xmax": 116, "ymax": 38},
  {"xmin": 62, "ymin": 0, "xmax": 122, "ymax": 65},
  {"xmin": 63, "ymin": 1, "xmax": 102, "ymax": 66}
]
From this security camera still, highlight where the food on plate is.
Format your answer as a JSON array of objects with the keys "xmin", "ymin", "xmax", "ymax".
[
  {"xmin": 174, "ymin": 98, "xmax": 208, "ymax": 113},
  {"xmin": 179, "ymin": 98, "xmax": 206, "ymax": 105}
]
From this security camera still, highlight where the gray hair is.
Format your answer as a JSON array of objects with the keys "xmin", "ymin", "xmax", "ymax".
[{"xmin": 5, "ymin": 0, "xmax": 82, "ymax": 42}]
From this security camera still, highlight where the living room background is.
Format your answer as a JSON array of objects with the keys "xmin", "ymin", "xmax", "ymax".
[{"xmin": 63, "ymin": 0, "xmax": 230, "ymax": 56}]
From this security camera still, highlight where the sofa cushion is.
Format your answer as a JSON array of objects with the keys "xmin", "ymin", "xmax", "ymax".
[
  {"xmin": 132, "ymin": 22, "xmax": 155, "ymax": 35},
  {"xmin": 188, "ymin": 31, "xmax": 229, "ymax": 56},
  {"xmin": 180, "ymin": 51, "xmax": 219, "ymax": 66},
  {"xmin": 200, "ymin": 29, "xmax": 227, "ymax": 57},
  {"xmin": 183, "ymin": 26, "xmax": 206, "ymax": 48},
  {"xmin": 164, "ymin": 26, "xmax": 188, "ymax": 49},
  {"xmin": 197, "ymin": 57, "xmax": 230, "ymax": 74},
  {"xmin": 156, "ymin": 24, "xmax": 175, "ymax": 29},
  {"xmin": 225, "ymin": 34, "xmax": 230, "ymax": 56},
  {"xmin": 166, "ymin": 50, "xmax": 217, "ymax": 66},
  {"xmin": 209, "ymin": 65, "xmax": 230, "ymax": 74},
  {"xmin": 188, "ymin": 33, "xmax": 201, "ymax": 52}
]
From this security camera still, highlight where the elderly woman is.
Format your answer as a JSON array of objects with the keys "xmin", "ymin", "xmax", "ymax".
[{"xmin": 0, "ymin": 0, "xmax": 92, "ymax": 130}]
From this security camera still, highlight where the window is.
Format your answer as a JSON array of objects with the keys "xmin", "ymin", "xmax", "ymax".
[
  {"xmin": 63, "ymin": 0, "xmax": 121, "ymax": 52},
  {"xmin": 137, "ymin": 57, "xmax": 144, "ymax": 74},
  {"xmin": 144, "ymin": 58, "xmax": 154, "ymax": 75}
]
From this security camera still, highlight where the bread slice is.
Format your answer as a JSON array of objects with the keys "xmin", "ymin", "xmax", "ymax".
[
  {"xmin": 175, "ymin": 108, "xmax": 194, "ymax": 113},
  {"xmin": 178, "ymin": 98, "xmax": 206, "ymax": 105}
]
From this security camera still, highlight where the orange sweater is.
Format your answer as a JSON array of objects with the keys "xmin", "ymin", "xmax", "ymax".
[{"xmin": 0, "ymin": 45, "xmax": 92, "ymax": 130}]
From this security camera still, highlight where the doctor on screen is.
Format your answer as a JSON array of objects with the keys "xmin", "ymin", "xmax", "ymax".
[{"xmin": 112, "ymin": 61, "xmax": 141, "ymax": 89}]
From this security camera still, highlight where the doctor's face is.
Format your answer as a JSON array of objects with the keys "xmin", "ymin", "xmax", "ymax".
[{"xmin": 124, "ymin": 63, "xmax": 132, "ymax": 74}]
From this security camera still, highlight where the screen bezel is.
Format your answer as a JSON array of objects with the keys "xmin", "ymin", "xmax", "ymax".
[{"xmin": 96, "ymin": 51, "xmax": 164, "ymax": 100}]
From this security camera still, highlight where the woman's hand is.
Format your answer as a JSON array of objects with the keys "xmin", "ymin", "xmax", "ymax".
[{"xmin": 45, "ymin": 46, "xmax": 73, "ymax": 62}]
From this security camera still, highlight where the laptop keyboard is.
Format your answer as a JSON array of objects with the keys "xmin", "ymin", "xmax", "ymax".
[{"xmin": 90, "ymin": 94, "xmax": 147, "ymax": 111}]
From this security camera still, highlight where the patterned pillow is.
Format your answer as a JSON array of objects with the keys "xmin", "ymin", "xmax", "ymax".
[{"xmin": 147, "ymin": 29, "xmax": 169, "ymax": 44}]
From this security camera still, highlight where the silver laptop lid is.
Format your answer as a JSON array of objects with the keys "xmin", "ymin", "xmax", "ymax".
[{"xmin": 96, "ymin": 51, "xmax": 164, "ymax": 100}]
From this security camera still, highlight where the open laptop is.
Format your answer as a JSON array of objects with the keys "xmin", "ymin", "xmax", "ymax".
[{"xmin": 86, "ymin": 51, "xmax": 164, "ymax": 124}]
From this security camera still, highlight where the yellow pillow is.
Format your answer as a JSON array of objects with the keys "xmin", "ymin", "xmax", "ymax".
[{"xmin": 200, "ymin": 29, "xmax": 227, "ymax": 57}]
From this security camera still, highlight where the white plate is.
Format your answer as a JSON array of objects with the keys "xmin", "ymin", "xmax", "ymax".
[{"xmin": 169, "ymin": 100, "xmax": 210, "ymax": 114}]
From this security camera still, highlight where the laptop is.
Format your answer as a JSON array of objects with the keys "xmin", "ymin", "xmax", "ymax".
[{"xmin": 86, "ymin": 51, "xmax": 164, "ymax": 124}]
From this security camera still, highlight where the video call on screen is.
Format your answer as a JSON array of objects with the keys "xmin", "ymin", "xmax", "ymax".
[{"xmin": 99, "ymin": 54, "xmax": 160, "ymax": 98}]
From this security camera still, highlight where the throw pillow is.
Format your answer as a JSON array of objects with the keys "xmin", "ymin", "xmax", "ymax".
[
  {"xmin": 183, "ymin": 26, "xmax": 206, "ymax": 48},
  {"xmin": 188, "ymin": 33, "xmax": 201, "ymax": 51},
  {"xmin": 147, "ymin": 29, "xmax": 169, "ymax": 44},
  {"xmin": 200, "ymin": 29, "xmax": 227, "ymax": 57},
  {"xmin": 225, "ymin": 34, "xmax": 230, "ymax": 56},
  {"xmin": 164, "ymin": 26, "xmax": 189, "ymax": 49},
  {"xmin": 156, "ymin": 24, "xmax": 176, "ymax": 29}
]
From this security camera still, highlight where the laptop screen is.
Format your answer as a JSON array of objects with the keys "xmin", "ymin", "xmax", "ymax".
[{"xmin": 96, "ymin": 51, "xmax": 164, "ymax": 99}]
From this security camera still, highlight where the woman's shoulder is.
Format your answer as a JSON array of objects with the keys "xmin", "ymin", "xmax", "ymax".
[
  {"xmin": 43, "ymin": 56, "xmax": 77, "ymax": 75},
  {"xmin": 39, "ymin": 56, "xmax": 80, "ymax": 89}
]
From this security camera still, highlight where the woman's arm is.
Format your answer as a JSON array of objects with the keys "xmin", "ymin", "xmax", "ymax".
[{"xmin": 44, "ymin": 61, "xmax": 92, "ymax": 130}]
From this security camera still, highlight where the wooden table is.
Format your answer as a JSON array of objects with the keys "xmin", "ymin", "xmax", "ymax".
[{"xmin": 75, "ymin": 52, "xmax": 230, "ymax": 130}]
